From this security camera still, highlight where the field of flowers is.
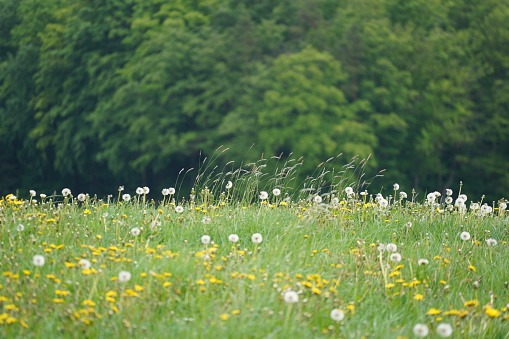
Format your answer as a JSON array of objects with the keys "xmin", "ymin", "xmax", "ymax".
[{"xmin": 1, "ymin": 178, "xmax": 508, "ymax": 338}]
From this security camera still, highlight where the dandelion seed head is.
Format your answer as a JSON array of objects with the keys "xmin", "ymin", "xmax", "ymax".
[
  {"xmin": 386, "ymin": 243, "xmax": 397, "ymax": 252},
  {"xmin": 201, "ymin": 235, "xmax": 211, "ymax": 244},
  {"xmin": 344, "ymin": 187, "xmax": 354, "ymax": 195},
  {"xmin": 16, "ymin": 224, "xmax": 25, "ymax": 232},
  {"xmin": 330, "ymin": 309, "xmax": 345, "ymax": 321},
  {"xmin": 499, "ymin": 202, "xmax": 507, "ymax": 211},
  {"xmin": 283, "ymin": 291, "xmax": 299, "ymax": 303},
  {"xmin": 413, "ymin": 323, "xmax": 429, "ymax": 337},
  {"xmin": 445, "ymin": 189, "xmax": 453, "ymax": 196},
  {"xmin": 33, "ymin": 254, "xmax": 45, "ymax": 267},
  {"xmin": 118, "ymin": 270, "xmax": 132, "ymax": 282},
  {"xmin": 272, "ymin": 188, "xmax": 281, "ymax": 196},
  {"xmin": 393, "ymin": 183, "xmax": 400, "ymax": 191},
  {"xmin": 486, "ymin": 238, "xmax": 497, "ymax": 246},
  {"xmin": 202, "ymin": 217, "xmax": 211, "ymax": 224},
  {"xmin": 226, "ymin": 181, "xmax": 233, "ymax": 189},
  {"xmin": 162, "ymin": 188, "xmax": 170, "ymax": 196},
  {"xmin": 29, "ymin": 190, "xmax": 36, "ymax": 197},
  {"xmin": 228, "ymin": 234, "xmax": 239, "ymax": 242},
  {"xmin": 390, "ymin": 252, "xmax": 402, "ymax": 262},
  {"xmin": 460, "ymin": 232, "xmax": 471, "ymax": 241},
  {"xmin": 131, "ymin": 227, "xmax": 141, "ymax": 236},
  {"xmin": 62, "ymin": 188, "xmax": 71, "ymax": 197},
  {"xmin": 400, "ymin": 191, "xmax": 407, "ymax": 199},
  {"xmin": 77, "ymin": 193, "xmax": 86, "ymax": 202},
  {"xmin": 252, "ymin": 233, "xmax": 263, "ymax": 244},
  {"xmin": 122, "ymin": 194, "xmax": 131, "ymax": 202},
  {"xmin": 175, "ymin": 206, "xmax": 184, "ymax": 213},
  {"xmin": 259, "ymin": 191, "xmax": 268, "ymax": 200},
  {"xmin": 436, "ymin": 323, "xmax": 453, "ymax": 337},
  {"xmin": 79, "ymin": 259, "xmax": 92, "ymax": 269},
  {"xmin": 313, "ymin": 195, "xmax": 322, "ymax": 203},
  {"xmin": 143, "ymin": 186, "xmax": 150, "ymax": 194},
  {"xmin": 136, "ymin": 187, "xmax": 144, "ymax": 195},
  {"xmin": 418, "ymin": 259, "xmax": 429, "ymax": 266}
]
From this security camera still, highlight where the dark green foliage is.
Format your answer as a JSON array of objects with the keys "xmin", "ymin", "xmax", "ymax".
[{"xmin": 0, "ymin": 0, "xmax": 508, "ymax": 200}]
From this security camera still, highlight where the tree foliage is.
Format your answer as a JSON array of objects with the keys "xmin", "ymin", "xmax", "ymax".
[{"xmin": 1, "ymin": 0, "xmax": 508, "ymax": 199}]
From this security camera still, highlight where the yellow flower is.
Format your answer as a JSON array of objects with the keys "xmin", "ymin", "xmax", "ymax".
[
  {"xmin": 464, "ymin": 300, "xmax": 479, "ymax": 307},
  {"xmin": 427, "ymin": 308, "xmax": 442, "ymax": 315},
  {"xmin": 485, "ymin": 307, "xmax": 501, "ymax": 318},
  {"xmin": 82, "ymin": 300, "xmax": 96, "ymax": 306},
  {"xmin": 231, "ymin": 310, "xmax": 241, "ymax": 315},
  {"xmin": 163, "ymin": 282, "xmax": 172, "ymax": 287},
  {"xmin": 468, "ymin": 265, "xmax": 476, "ymax": 272},
  {"xmin": 220, "ymin": 313, "xmax": 230, "ymax": 321},
  {"xmin": 413, "ymin": 294, "xmax": 424, "ymax": 301},
  {"xmin": 134, "ymin": 284, "xmax": 144, "ymax": 291},
  {"xmin": 53, "ymin": 299, "xmax": 65, "ymax": 304},
  {"xmin": 385, "ymin": 283, "xmax": 395, "ymax": 288}
]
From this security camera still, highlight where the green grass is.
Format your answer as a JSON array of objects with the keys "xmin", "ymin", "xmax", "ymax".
[{"xmin": 0, "ymin": 188, "xmax": 508, "ymax": 338}]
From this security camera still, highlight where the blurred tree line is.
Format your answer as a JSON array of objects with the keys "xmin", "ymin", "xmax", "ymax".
[{"xmin": 1, "ymin": 0, "xmax": 508, "ymax": 199}]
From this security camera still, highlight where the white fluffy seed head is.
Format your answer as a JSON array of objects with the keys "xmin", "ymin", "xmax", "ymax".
[
  {"xmin": 330, "ymin": 309, "xmax": 345, "ymax": 321},
  {"xmin": 283, "ymin": 291, "xmax": 299, "ymax": 303}
]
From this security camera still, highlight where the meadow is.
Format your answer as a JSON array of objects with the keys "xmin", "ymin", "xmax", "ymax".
[{"xmin": 1, "ymin": 159, "xmax": 508, "ymax": 338}]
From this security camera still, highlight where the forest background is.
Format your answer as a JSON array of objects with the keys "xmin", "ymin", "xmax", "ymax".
[{"xmin": 1, "ymin": 0, "xmax": 508, "ymax": 200}]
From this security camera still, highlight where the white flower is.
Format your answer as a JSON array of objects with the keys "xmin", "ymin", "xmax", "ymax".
[
  {"xmin": 118, "ymin": 186, "xmax": 124, "ymax": 191},
  {"xmin": 33, "ymin": 254, "xmax": 45, "ymax": 267},
  {"xmin": 168, "ymin": 187, "xmax": 176, "ymax": 195},
  {"xmin": 344, "ymin": 187, "xmax": 354, "ymax": 195},
  {"xmin": 272, "ymin": 188, "xmax": 281, "ymax": 196},
  {"xmin": 413, "ymin": 323, "xmax": 429, "ymax": 337},
  {"xmin": 434, "ymin": 191, "xmax": 441, "ymax": 198},
  {"xmin": 393, "ymin": 183, "xmax": 400, "ymax": 190},
  {"xmin": 118, "ymin": 270, "xmax": 132, "ymax": 282},
  {"xmin": 228, "ymin": 234, "xmax": 239, "ymax": 242},
  {"xmin": 130, "ymin": 227, "xmax": 141, "ymax": 236},
  {"xmin": 377, "ymin": 244, "xmax": 386, "ymax": 252},
  {"xmin": 62, "ymin": 188, "xmax": 71, "ymax": 197},
  {"xmin": 162, "ymin": 188, "xmax": 170, "ymax": 196},
  {"xmin": 251, "ymin": 233, "xmax": 263, "ymax": 244},
  {"xmin": 480, "ymin": 205, "xmax": 492, "ymax": 214},
  {"xmin": 427, "ymin": 193, "xmax": 436, "ymax": 202},
  {"xmin": 122, "ymin": 194, "xmax": 131, "ymax": 202},
  {"xmin": 486, "ymin": 238, "xmax": 497, "ymax": 246},
  {"xmin": 143, "ymin": 186, "xmax": 150, "ymax": 194},
  {"xmin": 400, "ymin": 192, "xmax": 407, "ymax": 199},
  {"xmin": 283, "ymin": 291, "xmax": 299, "ymax": 303},
  {"xmin": 418, "ymin": 259, "xmax": 429, "ymax": 266},
  {"xmin": 313, "ymin": 195, "xmax": 322, "ymax": 203},
  {"xmin": 8, "ymin": 195, "xmax": 17, "ymax": 200},
  {"xmin": 379, "ymin": 199, "xmax": 388, "ymax": 208},
  {"xmin": 445, "ymin": 197, "xmax": 453, "ymax": 204},
  {"xmin": 470, "ymin": 203, "xmax": 480, "ymax": 210},
  {"xmin": 175, "ymin": 206, "xmax": 184, "ymax": 213},
  {"xmin": 259, "ymin": 191, "xmax": 268, "ymax": 200},
  {"xmin": 136, "ymin": 187, "xmax": 144, "ymax": 195},
  {"xmin": 459, "ymin": 194, "xmax": 467, "ymax": 201},
  {"xmin": 445, "ymin": 189, "xmax": 453, "ymax": 196},
  {"xmin": 330, "ymin": 309, "xmax": 345, "ymax": 321},
  {"xmin": 201, "ymin": 235, "xmax": 211, "ymax": 244},
  {"xmin": 225, "ymin": 181, "xmax": 233, "ymax": 189},
  {"xmin": 460, "ymin": 232, "xmax": 471, "ymax": 241},
  {"xmin": 202, "ymin": 217, "xmax": 211, "ymax": 224},
  {"xmin": 405, "ymin": 222, "xmax": 413, "ymax": 228},
  {"xmin": 77, "ymin": 193, "xmax": 86, "ymax": 202},
  {"xmin": 386, "ymin": 243, "xmax": 397, "ymax": 252},
  {"xmin": 436, "ymin": 323, "xmax": 453, "ymax": 337},
  {"xmin": 499, "ymin": 202, "xmax": 507, "ymax": 211},
  {"xmin": 29, "ymin": 190, "xmax": 36, "ymax": 197},
  {"xmin": 40, "ymin": 194, "xmax": 47, "ymax": 199},
  {"xmin": 79, "ymin": 259, "xmax": 92, "ymax": 269},
  {"xmin": 390, "ymin": 253, "xmax": 402, "ymax": 262},
  {"xmin": 331, "ymin": 197, "xmax": 339, "ymax": 204},
  {"xmin": 16, "ymin": 224, "xmax": 25, "ymax": 232}
]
